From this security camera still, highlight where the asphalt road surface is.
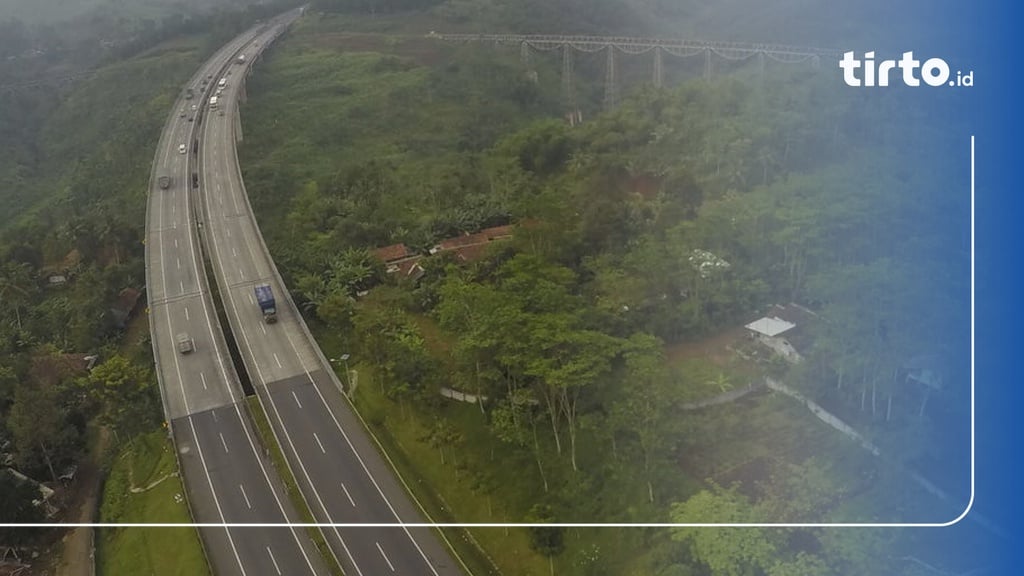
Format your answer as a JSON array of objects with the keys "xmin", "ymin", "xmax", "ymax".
[
  {"xmin": 145, "ymin": 15, "xmax": 329, "ymax": 576},
  {"xmin": 195, "ymin": 15, "xmax": 466, "ymax": 576}
]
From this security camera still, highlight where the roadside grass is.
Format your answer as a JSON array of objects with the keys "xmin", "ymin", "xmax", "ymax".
[
  {"xmin": 670, "ymin": 357, "xmax": 755, "ymax": 404},
  {"xmin": 313, "ymin": 326, "xmax": 541, "ymax": 575},
  {"xmin": 96, "ymin": 431, "xmax": 208, "ymax": 576},
  {"xmin": 245, "ymin": 396, "xmax": 346, "ymax": 576}
]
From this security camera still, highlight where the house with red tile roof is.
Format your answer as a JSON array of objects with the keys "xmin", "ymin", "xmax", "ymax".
[
  {"xmin": 369, "ymin": 224, "xmax": 515, "ymax": 282},
  {"xmin": 429, "ymin": 225, "xmax": 515, "ymax": 262},
  {"xmin": 369, "ymin": 243, "xmax": 425, "ymax": 281},
  {"xmin": 371, "ymin": 243, "xmax": 413, "ymax": 263}
]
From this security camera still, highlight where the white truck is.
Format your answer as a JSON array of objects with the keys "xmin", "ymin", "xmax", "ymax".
[
  {"xmin": 218, "ymin": 77, "xmax": 227, "ymax": 88},
  {"xmin": 236, "ymin": 54, "xmax": 246, "ymax": 65},
  {"xmin": 209, "ymin": 96, "xmax": 219, "ymax": 109}
]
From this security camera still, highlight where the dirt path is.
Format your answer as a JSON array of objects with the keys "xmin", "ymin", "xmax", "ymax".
[
  {"xmin": 678, "ymin": 381, "xmax": 763, "ymax": 410},
  {"xmin": 665, "ymin": 326, "xmax": 746, "ymax": 366},
  {"xmin": 56, "ymin": 429, "xmax": 109, "ymax": 576}
]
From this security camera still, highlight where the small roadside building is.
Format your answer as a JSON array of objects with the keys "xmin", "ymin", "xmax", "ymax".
[
  {"xmin": 429, "ymin": 225, "xmax": 514, "ymax": 262},
  {"xmin": 744, "ymin": 303, "xmax": 819, "ymax": 363},
  {"xmin": 110, "ymin": 287, "xmax": 143, "ymax": 330},
  {"xmin": 370, "ymin": 243, "xmax": 425, "ymax": 282},
  {"xmin": 30, "ymin": 351, "xmax": 98, "ymax": 386}
]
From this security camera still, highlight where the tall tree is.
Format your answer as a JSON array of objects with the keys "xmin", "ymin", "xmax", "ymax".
[
  {"xmin": 85, "ymin": 354, "xmax": 161, "ymax": 442},
  {"xmin": 525, "ymin": 503, "xmax": 565, "ymax": 576},
  {"xmin": 7, "ymin": 380, "xmax": 80, "ymax": 482},
  {"xmin": 490, "ymin": 388, "xmax": 550, "ymax": 492},
  {"xmin": 609, "ymin": 333, "xmax": 675, "ymax": 503},
  {"xmin": 525, "ymin": 326, "xmax": 620, "ymax": 471},
  {"xmin": 670, "ymin": 485, "xmax": 780, "ymax": 576}
]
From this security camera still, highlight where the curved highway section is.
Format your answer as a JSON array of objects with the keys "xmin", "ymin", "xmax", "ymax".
[
  {"xmin": 195, "ymin": 12, "xmax": 467, "ymax": 576},
  {"xmin": 145, "ymin": 15, "xmax": 328, "ymax": 576}
]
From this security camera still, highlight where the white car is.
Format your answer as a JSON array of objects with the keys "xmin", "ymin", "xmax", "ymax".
[{"xmin": 178, "ymin": 144, "xmax": 187, "ymax": 154}]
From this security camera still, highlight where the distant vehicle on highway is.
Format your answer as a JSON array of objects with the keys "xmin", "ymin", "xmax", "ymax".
[
  {"xmin": 185, "ymin": 87, "xmax": 194, "ymax": 100},
  {"xmin": 209, "ymin": 96, "xmax": 219, "ymax": 110},
  {"xmin": 176, "ymin": 333, "xmax": 194, "ymax": 354},
  {"xmin": 178, "ymin": 144, "xmax": 186, "ymax": 154},
  {"xmin": 254, "ymin": 283, "xmax": 278, "ymax": 324},
  {"xmin": 191, "ymin": 104, "xmax": 198, "ymax": 111},
  {"xmin": 179, "ymin": 108, "xmax": 186, "ymax": 118},
  {"xmin": 158, "ymin": 175, "xmax": 171, "ymax": 189},
  {"xmin": 236, "ymin": 54, "xmax": 246, "ymax": 65},
  {"xmin": 218, "ymin": 78, "xmax": 227, "ymax": 88}
]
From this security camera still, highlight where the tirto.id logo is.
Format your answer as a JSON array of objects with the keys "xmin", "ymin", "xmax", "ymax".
[{"xmin": 840, "ymin": 51, "xmax": 973, "ymax": 87}]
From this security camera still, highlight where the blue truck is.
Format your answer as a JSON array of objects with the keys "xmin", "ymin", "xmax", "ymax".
[{"xmin": 254, "ymin": 283, "xmax": 277, "ymax": 324}]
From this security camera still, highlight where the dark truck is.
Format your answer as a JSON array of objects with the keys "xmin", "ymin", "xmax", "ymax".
[
  {"xmin": 254, "ymin": 283, "xmax": 277, "ymax": 324},
  {"xmin": 158, "ymin": 175, "xmax": 171, "ymax": 189}
]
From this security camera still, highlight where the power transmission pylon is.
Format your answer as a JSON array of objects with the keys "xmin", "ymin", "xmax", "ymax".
[
  {"xmin": 604, "ymin": 45, "xmax": 618, "ymax": 109},
  {"xmin": 562, "ymin": 44, "xmax": 579, "ymax": 123},
  {"xmin": 653, "ymin": 46, "xmax": 664, "ymax": 88}
]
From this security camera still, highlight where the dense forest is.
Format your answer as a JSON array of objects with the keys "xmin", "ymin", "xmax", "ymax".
[{"xmin": 238, "ymin": 7, "xmax": 976, "ymax": 574}]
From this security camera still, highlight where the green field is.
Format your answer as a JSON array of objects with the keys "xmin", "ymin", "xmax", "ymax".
[{"xmin": 96, "ymin": 431, "xmax": 209, "ymax": 576}]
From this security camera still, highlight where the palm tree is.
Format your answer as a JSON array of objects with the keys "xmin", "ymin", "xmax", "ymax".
[
  {"xmin": 329, "ymin": 248, "xmax": 377, "ymax": 295},
  {"xmin": 295, "ymin": 273, "xmax": 328, "ymax": 315},
  {"xmin": 566, "ymin": 151, "xmax": 594, "ymax": 175},
  {"xmin": 708, "ymin": 371, "xmax": 733, "ymax": 393}
]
